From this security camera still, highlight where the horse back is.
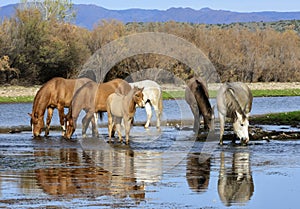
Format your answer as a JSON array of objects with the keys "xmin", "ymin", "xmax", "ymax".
[
  {"xmin": 107, "ymin": 93, "xmax": 124, "ymax": 117},
  {"xmin": 129, "ymin": 80, "xmax": 162, "ymax": 104},
  {"xmin": 95, "ymin": 79, "xmax": 131, "ymax": 111},
  {"xmin": 217, "ymin": 82, "xmax": 252, "ymax": 118},
  {"xmin": 47, "ymin": 77, "xmax": 90, "ymax": 107},
  {"xmin": 185, "ymin": 77, "xmax": 210, "ymax": 111},
  {"xmin": 71, "ymin": 81, "xmax": 98, "ymax": 116}
]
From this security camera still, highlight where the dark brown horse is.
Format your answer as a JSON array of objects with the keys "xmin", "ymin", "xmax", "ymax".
[
  {"xmin": 185, "ymin": 77, "xmax": 214, "ymax": 133},
  {"xmin": 28, "ymin": 77, "xmax": 91, "ymax": 137},
  {"xmin": 65, "ymin": 78, "xmax": 132, "ymax": 139}
]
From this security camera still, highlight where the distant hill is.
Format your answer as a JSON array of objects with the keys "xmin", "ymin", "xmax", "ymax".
[{"xmin": 1, "ymin": 3, "xmax": 300, "ymax": 29}]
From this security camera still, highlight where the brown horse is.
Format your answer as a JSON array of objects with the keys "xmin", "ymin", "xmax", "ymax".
[
  {"xmin": 185, "ymin": 77, "xmax": 214, "ymax": 133},
  {"xmin": 107, "ymin": 86, "xmax": 145, "ymax": 144},
  {"xmin": 28, "ymin": 77, "xmax": 91, "ymax": 137},
  {"xmin": 65, "ymin": 78, "xmax": 132, "ymax": 139}
]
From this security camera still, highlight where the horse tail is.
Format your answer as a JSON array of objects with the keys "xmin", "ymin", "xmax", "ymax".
[{"xmin": 158, "ymin": 89, "xmax": 163, "ymax": 114}]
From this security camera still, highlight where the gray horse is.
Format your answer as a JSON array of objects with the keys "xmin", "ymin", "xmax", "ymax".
[{"xmin": 217, "ymin": 82, "xmax": 253, "ymax": 145}]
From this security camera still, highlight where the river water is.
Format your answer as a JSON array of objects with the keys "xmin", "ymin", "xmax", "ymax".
[{"xmin": 0, "ymin": 97, "xmax": 299, "ymax": 208}]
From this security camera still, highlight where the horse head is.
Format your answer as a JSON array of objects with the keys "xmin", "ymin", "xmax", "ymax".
[
  {"xmin": 203, "ymin": 105, "xmax": 215, "ymax": 131},
  {"xmin": 64, "ymin": 114, "xmax": 75, "ymax": 139},
  {"xmin": 28, "ymin": 112, "xmax": 44, "ymax": 137},
  {"xmin": 133, "ymin": 86, "xmax": 145, "ymax": 108},
  {"xmin": 232, "ymin": 111, "xmax": 249, "ymax": 144}
]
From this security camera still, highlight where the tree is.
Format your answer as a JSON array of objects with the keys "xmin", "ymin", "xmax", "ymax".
[{"xmin": 20, "ymin": 0, "xmax": 75, "ymax": 22}]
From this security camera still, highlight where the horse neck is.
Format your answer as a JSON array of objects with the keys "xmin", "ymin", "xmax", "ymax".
[
  {"xmin": 225, "ymin": 87, "xmax": 246, "ymax": 119},
  {"xmin": 123, "ymin": 90, "xmax": 137, "ymax": 115},
  {"xmin": 32, "ymin": 87, "xmax": 49, "ymax": 116},
  {"xmin": 195, "ymin": 85, "xmax": 212, "ymax": 118}
]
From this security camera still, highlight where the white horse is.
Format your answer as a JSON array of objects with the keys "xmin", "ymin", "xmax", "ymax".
[
  {"xmin": 216, "ymin": 82, "xmax": 253, "ymax": 145},
  {"xmin": 129, "ymin": 80, "xmax": 163, "ymax": 129}
]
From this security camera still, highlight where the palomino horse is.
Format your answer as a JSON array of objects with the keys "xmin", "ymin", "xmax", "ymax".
[
  {"xmin": 106, "ymin": 86, "xmax": 145, "ymax": 144},
  {"xmin": 216, "ymin": 82, "xmax": 253, "ymax": 145},
  {"xmin": 185, "ymin": 77, "xmax": 214, "ymax": 133},
  {"xmin": 65, "ymin": 78, "xmax": 131, "ymax": 139},
  {"xmin": 28, "ymin": 77, "xmax": 91, "ymax": 137},
  {"xmin": 129, "ymin": 80, "xmax": 163, "ymax": 129}
]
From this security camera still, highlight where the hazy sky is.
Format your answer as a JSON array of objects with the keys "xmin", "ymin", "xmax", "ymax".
[{"xmin": 1, "ymin": 0, "xmax": 300, "ymax": 12}]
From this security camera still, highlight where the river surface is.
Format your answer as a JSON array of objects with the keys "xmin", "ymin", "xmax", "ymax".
[{"xmin": 0, "ymin": 97, "xmax": 299, "ymax": 208}]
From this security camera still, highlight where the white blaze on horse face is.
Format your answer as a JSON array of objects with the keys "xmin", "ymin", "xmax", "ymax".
[{"xmin": 233, "ymin": 111, "xmax": 249, "ymax": 142}]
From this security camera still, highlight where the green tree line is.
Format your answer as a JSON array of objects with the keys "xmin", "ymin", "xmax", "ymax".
[{"xmin": 1, "ymin": 3, "xmax": 300, "ymax": 85}]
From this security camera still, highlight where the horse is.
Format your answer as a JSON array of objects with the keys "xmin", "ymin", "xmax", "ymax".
[
  {"xmin": 129, "ymin": 80, "xmax": 163, "ymax": 129},
  {"xmin": 216, "ymin": 82, "xmax": 253, "ymax": 145},
  {"xmin": 106, "ymin": 86, "xmax": 145, "ymax": 144},
  {"xmin": 65, "ymin": 78, "xmax": 131, "ymax": 139},
  {"xmin": 185, "ymin": 77, "xmax": 214, "ymax": 133},
  {"xmin": 28, "ymin": 77, "xmax": 91, "ymax": 137}
]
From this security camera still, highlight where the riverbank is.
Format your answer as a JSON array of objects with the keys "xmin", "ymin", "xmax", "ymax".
[{"xmin": 1, "ymin": 82, "xmax": 300, "ymax": 102}]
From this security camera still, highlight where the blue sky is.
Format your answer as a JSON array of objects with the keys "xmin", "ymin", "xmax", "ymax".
[{"xmin": 1, "ymin": 0, "xmax": 300, "ymax": 12}]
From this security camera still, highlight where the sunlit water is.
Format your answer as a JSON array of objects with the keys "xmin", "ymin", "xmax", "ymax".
[
  {"xmin": 0, "ymin": 96, "xmax": 300, "ymax": 127},
  {"xmin": 0, "ymin": 97, "xmax": 299, "ymax": 208}
]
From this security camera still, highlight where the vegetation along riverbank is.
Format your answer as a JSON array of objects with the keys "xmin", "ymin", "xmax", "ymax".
[{"xmin": 1, "ymin": 82, "xmax": 300, "ymax": 103}]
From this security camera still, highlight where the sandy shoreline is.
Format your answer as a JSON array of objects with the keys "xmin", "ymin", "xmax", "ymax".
[{"xmin": 0, "ymin": 82, "xmax": 300, "ymax": 98}]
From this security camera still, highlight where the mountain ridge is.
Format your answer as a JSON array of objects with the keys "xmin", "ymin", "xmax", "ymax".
[{"xmin": 1, "ymin": 3, "xmax": 300, "ymax": 29}]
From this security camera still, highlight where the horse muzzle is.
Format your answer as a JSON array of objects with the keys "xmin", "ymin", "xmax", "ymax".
[
  {"xmin": 240, "ymin": 137, "xmax": 249, "ymax": 145},
  {"xmin": 139, "ymin": 101, "xmax": 146, "ymax": 108}
]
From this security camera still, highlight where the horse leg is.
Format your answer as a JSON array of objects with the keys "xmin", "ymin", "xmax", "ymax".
[
  {"xmin": 45, "ymin": 107, "xmax": 54, "ymax": 136},
  {"xmin": 124, "ymin": 119, "xmax": 132, "ymax": 144},
  {"xmin": 144, "ymin": 102, "xmax": 152, "ymax": 129},
  {"xmin": 107, "ymin": 113, "xmax": 114, "ymax": 142},
  {"xmin": 91, "ymin": 114, "xmax": 99, "ymax": 137},
  {"xmin": 57, "ymin": 105, "xmax": 66, "ymax": 136},
  {"xmin": 115, "ymin": 117, "xmax": 123, "ymax": 143},
  {"xmin": 191, "ymin": 105, "xmax": 200, "ymax": 133},
  {"xmin": 82, "ymin": 111, "xmax": 93, "ymax": 138},
  {"xmin": 153, "ymin": 104, "xmax": 161, "ymax": 129},
  {"xmin": 219, "ymin": 114, "xmax": 225, "ymax": 145}
]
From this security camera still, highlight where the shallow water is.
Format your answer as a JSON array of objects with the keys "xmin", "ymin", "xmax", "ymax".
[
  {"xmin": 0, "ymin": 97, "xmax": 300, "ymax": 208},
  {"xmin": 0, "ymin": 129, "xmax": 299, "ymax": 208},
  {"xmin": 1, "ymin": 96, "xmax": 300, "ymax": 127}
]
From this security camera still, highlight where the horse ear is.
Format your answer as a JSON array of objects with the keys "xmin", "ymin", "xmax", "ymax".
[
  {"xmin": 236, "ymin": 111, "xmax": 243, "ymax": 120},
  {"xmin": 28, "ymin": 113, "xmax": 32, "ymax": 118},
  {"xmin": 140, "ymin": 87, "xmax": 144, "ymax": 92}
]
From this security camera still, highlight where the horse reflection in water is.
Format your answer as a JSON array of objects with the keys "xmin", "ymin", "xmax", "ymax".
[
  {"xmin": 34, "ymin": 147, "xmax": 145, "ymax": 201},
  {"xmin": 186, "ymin": 153, "xmax": 211, "ymax": 193},
  {"xmin": 218, "ymin": 151, "xmax": 254, "ymax": 206}
]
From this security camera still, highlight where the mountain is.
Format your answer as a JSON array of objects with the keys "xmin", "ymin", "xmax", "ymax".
[{"xmin": 1, "ymin": 3, "xmax": 300, "ymax": 29}]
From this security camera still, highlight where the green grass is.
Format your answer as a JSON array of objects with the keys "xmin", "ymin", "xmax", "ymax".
[
  {"xmin": 162, "ymin": 88, "xmax": 300, "ymax": 100},
  {"xmin": 250, "ymin": 111, "xmax": 300, "ymax": 125},
  {"xmin": 0, "ymin": 96, "xmax": 34, "ymax": 103},
  {"xmin": 0, "ymin": 88, "xmax": 299, "ymax": 103},
  {"xmin": 251, "ymin": 89, "xmax": 300, "ymax": 97}
]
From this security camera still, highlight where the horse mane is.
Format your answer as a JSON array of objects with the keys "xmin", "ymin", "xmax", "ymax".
[
  {"xmin": 224, "ymin": 84, "xmax": 246, "ymax": 119},
  {"xmin": 195, "ymin": 78, "xmax": 212, "ymax": 115},
  {"xmin": 32, "ymin": 81, "xmax": 51, "ymax": 115}
]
